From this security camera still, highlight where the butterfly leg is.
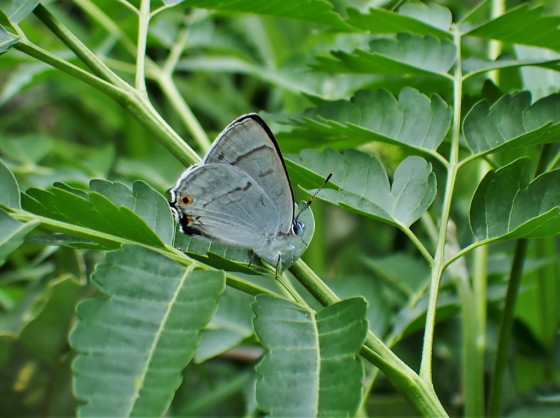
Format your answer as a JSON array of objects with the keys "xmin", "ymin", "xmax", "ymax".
[{"xmin": 248, "ymin": 251, "xmax": 256, "ymax": 268}]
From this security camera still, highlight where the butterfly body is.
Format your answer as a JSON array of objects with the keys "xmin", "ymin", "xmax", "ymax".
[{"xmin": 170, "ymin": 114, "xmax": 313, "ymax": 269}]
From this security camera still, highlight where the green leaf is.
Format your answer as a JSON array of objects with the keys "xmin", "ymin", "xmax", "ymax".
[
  {"xmin": 0, "ymin": 212, "xmax": 39, "ymax": 267},
  {"xmin": 291, "ymin": 88, "xmax": 451, "ymax": 156},
  {"xmin": 252, "ymin": 296, "xmax": 367, "ymax": 417},
  {"xmin": 1, "ymin": 0, "xmax": 40, "ymax": 23},
  {"xmin": 313, "ymin": 34, "xmax": 456, "ymax": 77},
  {"xmin": 288, "ymin": 149, "xmax": 437, "ymax": 228},
  {"xmin": 347, "ymin": 3, "xmax": 452, "ymax": 38},
  {"xmin": 470, "ymin": 158, "xmax": 560, "ymax": 241},
  {"xmin": 22, "ymin": 180, "xmax": 173, "ymax": 249},
  {"xmin": 463, "ymin": 92, "xmax": 560, "ymax": 156},
  {"xmin": 194, "ymin": 287, "xmax": 254, "ymax": 363},
  {"xmin": 462, "ymin": 56, "xmax": 560, "ymax": 80},
  {"xmin": 0, "ymin": 158, "xmax": 21, "ymax": 209},
  {"xmin": 179, "ymin": 0, "xmax": 352, "ymax": 30},
  {"xmin": 70, "ymin": 245, "xmax": 225, "ymax": 417},
  {"xmin": 0, "ymin": 24, "xmax": 18, "ymax": 54},
  {"xmin": 466, "ymin": 4, "xmax": 560, "ymax": 53}
]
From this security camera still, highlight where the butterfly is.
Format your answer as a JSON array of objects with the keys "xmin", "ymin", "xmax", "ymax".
[{"xmin": 169, "ymin": 114, "xmax": 325, "ymax": 272}]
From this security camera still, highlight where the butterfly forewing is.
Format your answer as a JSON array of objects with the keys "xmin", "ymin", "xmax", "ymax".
[{"xmin": 204, "ymin": 114, "xmax": 294, "ymax": 233}]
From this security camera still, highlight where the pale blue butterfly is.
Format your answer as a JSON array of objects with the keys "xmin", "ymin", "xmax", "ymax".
[{"xmin": 170, "ymin": 114, "xmax": 320, "ymax": 271}]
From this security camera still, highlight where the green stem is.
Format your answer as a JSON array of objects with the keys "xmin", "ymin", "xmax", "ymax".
[
  {"xmin": 289, "ymin": 259, "xmax": 448, "ymax": 416},
  {"xmin": 33, "ymin": 4, "xmax": 125, "ymax": 87},
  {"xmin": 419, "ymin": 25, "xmax": 462, "ymax": 383},
  {"xmin": 135, "ymin": 0, "xmax": 150, "ymax": 93},
  {"xmin": 487, "ymin": 239, "xmax": 528, "ymax": 417}
]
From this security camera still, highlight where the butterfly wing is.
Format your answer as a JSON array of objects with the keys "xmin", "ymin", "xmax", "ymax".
[
  {"xmin": 170, "ymin": 163, "xmax": 281, "ymax": 249},
  {"xmin": 203, "ymin": 114, "xmax": 294, "ymax": 233}
]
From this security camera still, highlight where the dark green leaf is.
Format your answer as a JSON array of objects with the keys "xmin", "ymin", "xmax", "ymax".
[
  {"xmin": 288, "ymin": 149, "xmax": 437, "ymax": 228},
  {"xmin": 0, "ymin": 158, "xmax": 21, "ymax": 209},
  {"xmin": 470, "ymin": 158, "xmax": 560, "ymax": 241},
  {"xmin": 347, "ymin": 3, "xmax": 451, "ymax": 38},
  {"xmin": 466, "ymin": 5, "xmax": 560, "ymax": 53},
  {"xmin": 290, "ymin": 89, "xmax": 451, "ymax": 155},
  {"xmin": 180, "ymin": 0, "xmax": 351, "ymax": 30},
  {"xmin": 313, "ymin": 33, "xmax": 456, "ymax": 77},
  {"xmin": 0, "ymin": 212, "xmax": 39, "ymax": 267},
  {"xmin": 463, "ymin": 92, "xmax": 560, "ymax": 156},
  {"xmin": 253, "ymin": 296, "xmax": 367, "ymax": 417},
  {"xmin": 70, "ymin": 245, "xmax": 225, "ymax": 417},
  {"xmin": 22, "ymin": 180, "xmax": 173, "ymax": 249}
]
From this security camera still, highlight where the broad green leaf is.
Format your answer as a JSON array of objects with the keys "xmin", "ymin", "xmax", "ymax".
[
  {"xmin": 71, "ymin": 245, "xmax": 225, "ymax": 417},
  {"xmin": 194, "ymin": 287, "xmax": 254, "ymax": 363},
  {"xmin": 1, "ymin": 0, "xmax": 40, "ymax": 23},
  {"xmin": 463, "ymin": 92, "xmax": 560, "ymax": 156},
  {"xmin": 291, "ymin": 88, "xmax": 451, "ymax": 155},
  {"xmin": 313, "ymin": 34, "xmax": 456, "ymax": 77},
  {"xmin": 22, "ymin": 180, "xmax": 173, "ymax": 249},
  {"xmin": 470, "ymin": 158, "xmax": 560, "ymax": 241},
  {"xmin": 179, "ymin": 0, "xmax": 351, "ymax": 30},
  {"xmin": 465, "ymin": 5, "xmax": 560, "ymax": 53},
  {"xmin": 288, "ymin": 149, "xmax": 437, "ymax": 228},
  {"xmin": 0, "ymin": 158, "xmax": 20, "ymax": 209},
  {"xmin": 347, "ymin": 3, "xmax": 452, "ymax": 38},
  {"xmin": 253, "ymin": 296, "xmax": 367, "ymax": 417},
  {"xmin": 0, "ymin": 212, "xmax": 39, "ymax": 267}
]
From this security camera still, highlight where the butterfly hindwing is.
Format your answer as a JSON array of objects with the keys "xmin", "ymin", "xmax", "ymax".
[
  {"xmin": 171, "ymin": 163, "xmax": 281, "ymax": 249},
  {"xmin": 204, "ymin": 114, "xmax": 294, "ymax": 233}
]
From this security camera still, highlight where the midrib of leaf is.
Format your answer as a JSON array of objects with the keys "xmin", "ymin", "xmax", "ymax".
[{"xmin": 127, "ymin": 264, "xmax": 194, "ymax": 415}]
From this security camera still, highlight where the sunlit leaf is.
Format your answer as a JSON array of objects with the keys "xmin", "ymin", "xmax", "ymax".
[
  {"xmin": 466, "ymin": 4, "xmax": 560, "ymax": 53},
  {"xmin": 253, "ymin": 296, "xmax": 367, "ymax": 417},
  {"xmin": 290, "ymin": 88, "xmax": 451, "ymax": 155},
  {"xmin": 470, "ymin": 158, "xmax": 560, "ymax": 241},
  {"xmin": 313, "ymin": 33, "xmax": 456, "ymax": 77},
  {"xmin": 71, "ymin": 245, "xmax": 225, "ymax": 417},
  {"xmin": 288, "ymin": 149, "xmax": 436, "ymax": 228},
  {"xmin": 179, "ymin": 0, "xmax": 351, "ymax": 30},
  {"xmin": 463, "ymin": 92, "xmax": 560, "ymax": 156},
  {"xmin": 347, "ymin": 3, "xmax": 451, "ymax": 38}
]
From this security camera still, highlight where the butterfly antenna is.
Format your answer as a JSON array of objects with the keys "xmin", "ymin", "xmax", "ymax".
[{"xmin": 295, "ymin": 173, "xmax": 333, "ymax": 220}]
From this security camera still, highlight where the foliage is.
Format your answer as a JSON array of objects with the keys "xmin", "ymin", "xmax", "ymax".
[{"xmin": 1, "ymin": 0, "xmax": 560, "ymax": 416}]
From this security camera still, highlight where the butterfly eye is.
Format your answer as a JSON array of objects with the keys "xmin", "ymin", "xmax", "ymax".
[
  {"xmin": 293, "ymin": 220, "xmax": 305, "ymax": 236},
  {"xmin": 180, "ymin": 195, "xmax": 193, "ymax": 205}
]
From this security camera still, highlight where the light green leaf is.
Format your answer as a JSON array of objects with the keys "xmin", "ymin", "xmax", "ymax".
[
  {"xmin": 179, "ymin": 0, "xmax": 351, "ymax": 30},
  {"xmin": 288, "ymin": 149, "xmax": 436, "ymax": 228},
  {"xmin": 70, "ymin": 245, "xmax": 225, "ymax": 417},
  {"xmin": 470, "ymin": 158, "xmax": 560, "ymax": 241},
  {"xmin": 313, "ymin": 33, "xmax": 456, "ymax": 77},
  {"xmin": 347, "ymin": 3, "xmax": 451, "ymax": 38},
  {"xmin": 22, "ymin": 180, "xmax": 174, "ymax": 249},
  {"xmin": 0, "ymin": 212, "xmax": 39, "ymax": 267},
  {"xmin": 1, "ymin": 0, "xmax": 40, "ymax": 23},
  {"xmin": 253, "ymin": 296, "xmax": 367, "ymax": 417},
  {"xmin": 463, "ymin": 56, "xmax": 560, "ymax": 80},
  {"xmin": 463, "ymin": 92, "xmax": 560, "ymax": 156},
  {"xmin": 291, "ymin": 88, "xmax": 451, "ymax": 156},
  {"xmin": 466, "ymin": 4, "xmax": 560, "ymax": 53},
  {"xmin": 0, "ymin": 158, "xmax": 20, "ymax": 209},
  {"xmin": 0, "ymin": 24, "xmax": 18, "ymax": 54}
]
